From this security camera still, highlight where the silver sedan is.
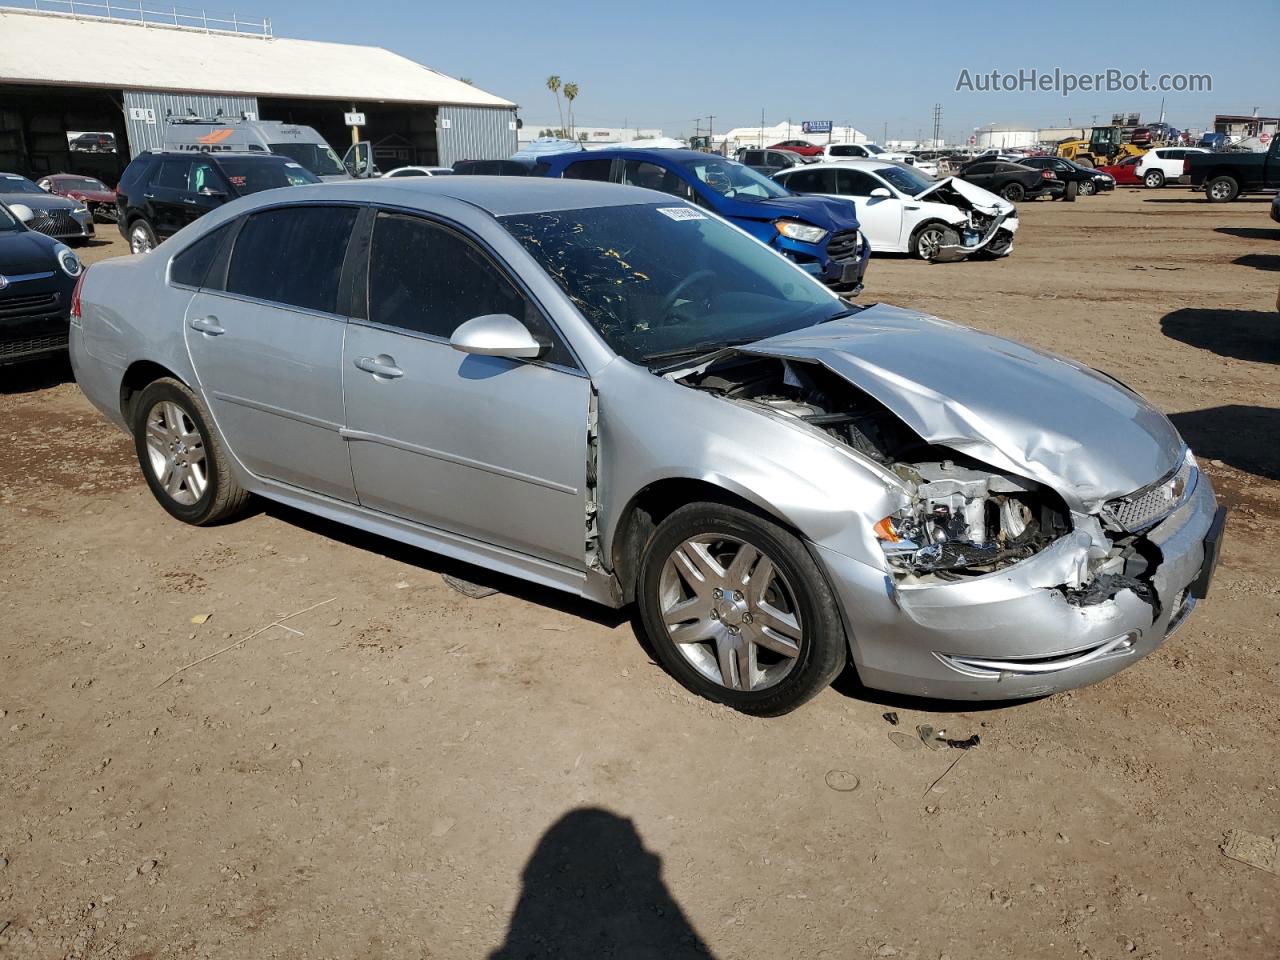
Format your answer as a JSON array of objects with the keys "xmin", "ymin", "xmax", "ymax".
[{"xmin": 69, "ymin": 177, "xmax": 1226, "ymax": 715}]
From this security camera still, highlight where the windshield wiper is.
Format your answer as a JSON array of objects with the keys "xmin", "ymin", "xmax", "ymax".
[
  {"xmin": 641, "ymin": 337, "xmax": 759, "ymax": 369},
  {"xmin": 820, "ymin": 307, "xmax": 863, "ymax": 323}
]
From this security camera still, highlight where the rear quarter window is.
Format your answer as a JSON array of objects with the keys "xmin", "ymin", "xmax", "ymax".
[{"xmin": 169, "ymin": 223, "xmax": 232, "ymax": 288}]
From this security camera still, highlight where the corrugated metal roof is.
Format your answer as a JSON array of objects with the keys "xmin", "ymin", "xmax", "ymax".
[{"xmin": 0, "ymin": 9, "xmax": 515, "ymax": 108}]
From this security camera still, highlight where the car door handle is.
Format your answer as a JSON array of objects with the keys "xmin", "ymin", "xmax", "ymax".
[
  {"xmin": 904, "ymin": 205, "xmax": 920, "ymax": 210},
  {"xmin": 189, "ymin": 316, "xmax": 225, "ymax": 336},
  {"xmin": 354, "ymin": 355, "xmax": 404, "ymax": 379},
  {"xmin": 143, "ymin": 193, "xmax": 155, "ymax": 199}
]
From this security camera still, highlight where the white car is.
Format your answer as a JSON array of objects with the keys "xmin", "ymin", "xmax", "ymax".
[
  {"xmin": 382, "ymin": 165, "xmax": 454, "ymax": 178},
  {"xmin": 819, "ymin": 142, "xmax": 918, "ymax": 165},
  {"xmin": 1134, "ymin": 147, "xmax": 1209, "ymax": 188},
  {"xmin": 774, "ymin": 159, "xmax": 1018, "ymax": 262}
]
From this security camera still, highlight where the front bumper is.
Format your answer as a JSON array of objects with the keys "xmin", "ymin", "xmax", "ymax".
[
  {"xmin": 25, "ymin": 207, "xmax": 94, "ymax": 241},
  {"xmin": 815, "ymin": 468, "xmax": 1223, "ymax": 701},
  {"xmin": 0, "ymin": 271, "xmax": 75, "ymax": 364}
]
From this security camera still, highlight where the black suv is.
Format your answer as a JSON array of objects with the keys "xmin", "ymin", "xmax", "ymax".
[{"xmin": 115, "ymin": 152, "xmax": 320, "ymax": 254}]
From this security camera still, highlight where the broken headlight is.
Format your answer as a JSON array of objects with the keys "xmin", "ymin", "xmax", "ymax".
[{"xmin": 876, "ymin": 459, "xmax": 1066, "ymax": 579}]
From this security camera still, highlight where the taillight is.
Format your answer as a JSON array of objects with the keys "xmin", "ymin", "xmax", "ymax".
[
  {"xmin": 1183, "ymin": 158, "xmax": 1191, "ymax": 175},
  {"xmin": 1041, "ymin": 170, "xmax": 1056, "ymax": 179},
  {"xmin": 70, "ymin": 268, "xmax": 87, "ymax": 321}
]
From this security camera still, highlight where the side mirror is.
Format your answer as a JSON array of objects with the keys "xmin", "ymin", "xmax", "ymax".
[
  {"xmin": 869, "ymin": 187, "xmax": 892, "ymax": 199},
  {"xmin": 8, "ymin": 203, "xmax": 35, "ymax": 223},
  {"xmin": 450, "ymin": 314, "xmax": 545, "ymax": 360}
]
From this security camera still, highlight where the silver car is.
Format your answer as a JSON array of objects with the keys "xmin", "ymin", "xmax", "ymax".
[{"xmin": 69, "ymin": 178, "xmax": 1226, "ymax": 715}]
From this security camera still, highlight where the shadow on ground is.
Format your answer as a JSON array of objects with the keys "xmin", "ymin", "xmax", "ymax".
[
  {"xmin": 1169, "ymin": 406, "xmax": 1280, "ymax": 481},
  {"xmin": 1160, "ymin": 307, "xmax": 1280, "ymax": 364},
  {"xmin": 1233, "ymin": 253, "xmax": 1280, "ymax": 271},
  {"xmin": 490, "ymin": 807, "xmax": 715, "ymax": 959},
  {"xmin": 260, "ymin": 500, "xmax": 630, "ymax": 629},
  {"xmin": 1145, "ymin": 197, "xmax": 1270, "ymax": 204},
  {"xmin": 1216, "ymin": 226, "xmax": 1280, "ymax": 240},
  {"xmin": 0, "ymin": 355, "xmax": 73, "ymax": 394}
]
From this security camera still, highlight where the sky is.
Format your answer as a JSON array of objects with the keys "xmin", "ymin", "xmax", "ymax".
[{"xmin": 262, "ymin": 0, "xmax": 1276, "ymax": 142}]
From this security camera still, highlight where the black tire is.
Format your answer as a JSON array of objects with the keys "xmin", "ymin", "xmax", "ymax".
[
  {"xmin": 1059, "ymin": 181, "xmax": 1078, "ymax": 202},
  {"xmin": 132, "ymin": 378, "xmax": 250, "ymax": 526},
  {"xmin": 1144, "ymin": 169, "xmax": 1165, "ymax": 188},
  {"xmin": 910, "ymin": 222, "xmax": 960, "ymax": 262},
  {"xmin": 1075, "ymin": 156, "xmax": 1095, "ymax": 168},
  {"xmin": 1000, "ymin": 181, "xmax": 1025, "ymax": 202},
  {"xmin": 128, "ymin": 218, "xmax": 157, "ymax": 255},
  {"xmin": 1205, "ymin": 176, "xmax": 1239, "ymax": 203},
  {"xmin": 637, "ymin": 502, "xmax": 847, "ymax": 717}
]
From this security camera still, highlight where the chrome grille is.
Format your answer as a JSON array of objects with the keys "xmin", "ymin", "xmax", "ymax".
[
  {"xmin": 1105, "ymin": 458, "xmax": 1194, "ymax": 532},
  {"xmin": 827, "ymin": 229, "xmax": 861, "ymax": 262},
  {"xmin": 27, "ymin": 209, "xmax": 81, "ymax": 237}
]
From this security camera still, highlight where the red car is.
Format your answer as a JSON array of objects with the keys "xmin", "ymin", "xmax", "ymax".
[
  {"xmin": 769, "ymin": 139, "xmax": 823, "ymax": 158},
  {"xmin": 36, "ymin": 173, "xmax": 118, "ymax": 222},
  {"xmin": 1097, "ymin": 156, "xmax": 1143, "ymax": 186}
]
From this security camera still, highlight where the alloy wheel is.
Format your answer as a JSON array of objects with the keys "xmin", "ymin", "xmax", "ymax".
[
  {"xmin": 1209, "ymin": 181, "xmax": 1232, "ymax": 200},
  {"xmin": 144, "ymin": 400, "xmax": 208, "ymax": 506},
  {"xmin": 1080, "ymin": 180, "xmax": 1095, "ymax": 196},
  {"xmin": 130, "ymin": 225, "xmax": 153, "ymax": 254},
  {"xmin": 917, "ymin": 227, "xmax": 946, "ymax": 260},
  {"xmin": 659, "ymin": 534, "xmax": 804, "ymax": 692}
]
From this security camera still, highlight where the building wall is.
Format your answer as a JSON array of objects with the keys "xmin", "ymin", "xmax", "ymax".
[
  {"xmin": 975, "ymin": 127, "xmax": 1036, "ymax": 149},
  {"xmin": 123, "ymin": 90, "xmax": 259, "ymax": 157},
  {"xmin": 436, "ymin": 105, "xmax": 518, "ymax": 166}
]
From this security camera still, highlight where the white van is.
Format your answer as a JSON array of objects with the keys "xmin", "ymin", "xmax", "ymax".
[{"xmin": 161, "ymin": 117, "xmax": 373, "ymax": 181}]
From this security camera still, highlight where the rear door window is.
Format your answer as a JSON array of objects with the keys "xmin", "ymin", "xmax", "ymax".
[
  {"xmin": 153, "ymin": 159, "xmax": 192, "ymax": 191},
  {"xmin": 225, "ymin": 205, "xmax": 357, "ymax": 314},
  {"xmin": 779, "ymin": 168, "xmax": 832, "ymax": 193},
  {"xmin": 620, "ymin": 160, "xmax": 695, "ymax": 201},
  {"xmin": 560, "ymin": 158, "xmax": 614, "ymax": 181}
]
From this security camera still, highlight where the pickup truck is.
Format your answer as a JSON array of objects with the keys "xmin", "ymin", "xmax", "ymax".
[{"xmin": 1186, "ymin": 137, "xmax": 1280, "ymax": 201}]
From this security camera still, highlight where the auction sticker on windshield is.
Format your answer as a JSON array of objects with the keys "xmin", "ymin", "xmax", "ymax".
[{"xmin": 657, "ymin": 206, "xmax": 706, "ymax": 221}]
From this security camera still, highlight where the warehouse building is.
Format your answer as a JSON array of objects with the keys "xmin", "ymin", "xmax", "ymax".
[{"xmin": 0, "ymin": 5, "xmax": 518, "ymax": 184}]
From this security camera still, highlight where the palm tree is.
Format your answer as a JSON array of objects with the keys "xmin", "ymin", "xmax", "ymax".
[
  {"xmin": 546, "ymin": 75, "xmax": 564, "ymax": 137},
  {"xmin": 563, "ymin": 82, "xmax": 579, "ymax": 138}
]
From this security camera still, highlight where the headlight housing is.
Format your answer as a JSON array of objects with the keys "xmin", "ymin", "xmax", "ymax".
[
  {"xmin": 74, "ymin": 205, "xmax": 89, "ymax": 214},
  {"xmin": 774, "ymin": 219, "xmax": 828, "ymax": 244},
  {"xmin": 54, "ymin": 242, "xmax": 83, "ymax": 278}
]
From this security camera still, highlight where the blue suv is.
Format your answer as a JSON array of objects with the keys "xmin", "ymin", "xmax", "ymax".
[{"xmin": 532, "ymin": 149, "xmax": 869, "ymax": 295}]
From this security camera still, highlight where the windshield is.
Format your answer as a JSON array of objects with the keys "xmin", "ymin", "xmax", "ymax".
[
  {"xmin": 876, "ymin": 164, "xmax": 936, "ymax": 197},
  {"xmin": 54, "ymin": 177, "xmax": 109, "ymax": 192},
  {"xmin": 0, "ymin": 204, "xmax": 20, "ymax": 231},
  {"xmin": 0, "ymin": 174, "xmax": 46, "ymax": 195},
  {"xmin": 501, "ymin": 203, "xmax": 845, "ymax": 365},
  {"xmin": 679, "ymin": 157, "xmax": 791, "ymax": 201},
  {"xmin": 218, "ymin": 157, "xmax": 321, "ymax": 194},
  {"xmin": 267, "ymin": 142, "xmax": 345, "ymax": 177},
  {"xmin": 864, "ymin": 144, "xmax": 885, "ymax": 155}
]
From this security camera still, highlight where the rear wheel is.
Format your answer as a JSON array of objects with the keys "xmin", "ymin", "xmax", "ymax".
[
  {"xmin": 910, "ymin": 222, "xmax": 960, "ymax": 261},
  {"xmin": 1144, "ymin": 169, "xmax": 1165, "ymax": 188},
  {"xmin": 637, "ymin": 502, "xmax": 847, "ymax": 716},
  {"xmin": 1075, "ymin": 155, "xmax": 1095, "ymax": 168},
  {"xmin": 1060, "ymin": 181, "xmax": 1078, "ymax": 202},
  {"xmin": 1000, "ymin": 181, "xmax": 1025, "ymax": 203},
  {"xmin": 1205, "ymin": 176, "xmax": 1239, "ymax": 202},
  {"xmin": 132, "ymin": 378, "xmax": 250, "ymax": 525},
  {"xmin": 128, "ymin": 218, "xmax": 157, "ymax": 254}
]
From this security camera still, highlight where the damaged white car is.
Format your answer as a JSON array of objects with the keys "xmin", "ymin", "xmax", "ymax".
[
  {"xmin": 70, "ymin": 177, "xmax": 1225, "ymax": 717},
  {"xmin": 775, "ymin": 158, "xmax": 1017, "ymax": 262}
]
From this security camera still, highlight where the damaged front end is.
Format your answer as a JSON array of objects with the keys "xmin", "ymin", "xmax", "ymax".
[
  {"xmin": 673, "ymin": 337, "xmax": 1218, "ymax": 698},
  {"xmin": 918, "ymin": 177, "xmax": 1018, "ymax": 261}
]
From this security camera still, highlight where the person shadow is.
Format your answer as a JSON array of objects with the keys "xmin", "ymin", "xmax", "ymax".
[{"xmin": 490, "ymin": 807, "xmax": 715, "ymax": 959}]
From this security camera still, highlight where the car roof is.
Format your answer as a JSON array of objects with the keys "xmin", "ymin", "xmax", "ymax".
[
  {"xmin": 265, "ymin": 176, "xmax": 675, "ymax": 217},
  {"xmin": 783, "ymin": 159, "xmax": 897, "ymax": 173},
  {"xmin": 548, "ymin": 147, "xmax": 719, "ymax": 166}
]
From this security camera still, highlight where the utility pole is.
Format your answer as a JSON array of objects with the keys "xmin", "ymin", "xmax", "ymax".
[
  {"xmin": 760, "ymin": 107, "xmax": 765, "ymax": 147},
  {"xmin": 931, "ymin": 103, "xmax": 943, "ymax": 148},
  {"xmin": 707, "ymin": 114, "xmax": 716, "ymax": 152},
  {"xmin": 883, "ymin": 120, "xmax": 888, "ymax": 145}
]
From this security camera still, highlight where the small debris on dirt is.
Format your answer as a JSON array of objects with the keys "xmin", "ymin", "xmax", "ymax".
[
  {"xmin": 1221, "ymin": 829, "xmax": 1279, "ymax": 875},
  {"xmin": 945, "ymin": 734, "xmax": 981, "ymax": 751},
  {"xmin": 1056, "ymin": 832, "xmax": 1070, "ymax": 845},
  {"xmin": 290, "ymin": 758, "xmax": 303, "ymax": 770},
  {"xmin": 429, "ymin": 817, "xmax": 456, "ymax": 838},
  {"xmin": 824, "ymin": 770, "xmax": 860, "ymax": 792},
  {"xmin": 442, "ymin": 575, "xmax": 498, "ymax": 599},
  {"xmin": 137, "ymin": 859, "xmax": 157, "ymax": 875},
  {"xmin": 889, "ymin": 731, "xmax": 922, "ymax": 752},
  {"xmin": 917, "ymin": 724, "xmax": 947, "ymax": 751},
  {"xmin": 875, "ymin": 944, "xmax": 898, "ymax": 957},
  {"xmin": 394, "ymin": 580, "xmax": 412, "ymax": 589},
  {"xmin": 190, "ymin": 613, "xmax": 211, "ymax": 624},
  {"xmin": 418, "ymin": 676, "xmax": 435, "ymax": 689},
  {"xmin": 882, "ymin": 711, "xmax": 899, "ymax": 726},
  {"xmin": 0, "ymin": 856, "xmax": 8, "ymax": 869}
]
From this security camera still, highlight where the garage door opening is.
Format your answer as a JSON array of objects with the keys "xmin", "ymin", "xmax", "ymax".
[
  {"xmin": 0, "ymin": 84, "xmax": 129, "ymax": 185},
  {"xmin": 257, "ymin": 99, "xmax": 440, "ymax": 170}
]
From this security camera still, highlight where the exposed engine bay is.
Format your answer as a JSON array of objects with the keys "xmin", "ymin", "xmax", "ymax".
[{"xmin": 677, "ymin": 353, "xmax": 1168, "ymax": 609}]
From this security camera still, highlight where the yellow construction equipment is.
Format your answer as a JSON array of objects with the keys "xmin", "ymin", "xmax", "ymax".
[{"xmin": 1055, "ymin": 126, "xmax": 1149, "ymax": 168}]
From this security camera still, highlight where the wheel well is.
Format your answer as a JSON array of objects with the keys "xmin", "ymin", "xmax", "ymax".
[
  {"xmin": 909, "ymin": 219, "xmax": 955, "ymax": 245},
  {"xmin": 120, "ymin": 360, "xmax": 182, "ymax": 426},
  {"xmin": 609, "ymin": 479, "xmax": 793, "ymax": 604}
]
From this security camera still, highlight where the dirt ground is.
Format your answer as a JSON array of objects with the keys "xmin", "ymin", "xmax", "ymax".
[{"xmin": 1, "ymin": 188, "xmax": 1277, "ymax": 960}]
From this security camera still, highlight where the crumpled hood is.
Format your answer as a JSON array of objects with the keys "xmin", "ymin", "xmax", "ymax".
[
  {"xmin": 916, "ymin": 176, "xmax": 1012, "ymax": 216},
  {"xmin": 743, "ymin": 304, "xmax": 1183, "ymax": 510},
  {"xmin": 728, "ymin": 193, "xmax": 860, "ymax": 232},
  {"xmin": 0, "ymin": 229, "xmax": 61, "ymax": 275}
]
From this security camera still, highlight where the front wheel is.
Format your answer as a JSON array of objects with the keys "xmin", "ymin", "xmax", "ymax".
[
  {"xmin": 1000, "ymin": 181, "xmax": 1025, "ymax": 202},
  {"xmin": 1144, "ymin": 170, "xmax": 1165, "ymax": 188},
  {"xmin": 129, "ymin": 218, "xmax": 157, "ymax": 254},
  {"xmin": 1078, "ymin": 179, "xmax": 1096, "ymax": 196},
  {"xmin": 910, "ymin": 222, "xmax": 960, "ymax": 262},
  {"xmin": 637, "ymin": 503, "xmax": 847, "ymax": 716},
  {"xmin": 1205, "ymin": 176, "xmax": 1239, "ymax": 202},
  {"xmin": 132, "ymin": 378, "xmax": 250, "ymax": 525}
]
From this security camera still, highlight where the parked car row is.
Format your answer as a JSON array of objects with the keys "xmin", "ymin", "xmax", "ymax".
[{"xmin": 62, "ymin": 175, "xmax": 1226, "ymax": 715}]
